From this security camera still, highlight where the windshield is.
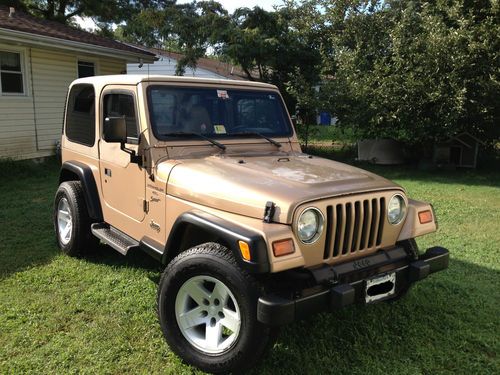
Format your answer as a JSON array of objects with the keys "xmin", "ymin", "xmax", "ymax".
[{"xmin": 147, "ymin": 86, "xmax": 293, "ymax": 140}]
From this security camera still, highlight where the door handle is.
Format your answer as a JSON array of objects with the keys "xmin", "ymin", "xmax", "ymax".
[{"xmin": 105, "ymin": 168, "xmax": 112, "ymax": 177}]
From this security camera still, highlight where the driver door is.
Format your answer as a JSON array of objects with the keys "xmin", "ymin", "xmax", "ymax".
[{"xmin": 99, "ymin": 88, "xmax": 146, "ymax": 229}]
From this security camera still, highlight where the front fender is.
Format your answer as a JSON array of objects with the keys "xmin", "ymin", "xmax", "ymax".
[
  {"xmin": 163, "ymin": 210, "xmax": 270, "ymax": 273},
  {"xmin": 398, "ymin": 199, "xmax": 437, "ymax": 241}
]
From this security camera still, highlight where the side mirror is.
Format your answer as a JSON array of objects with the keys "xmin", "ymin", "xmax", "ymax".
[{"xmin": 103, "ymin": 116, "xmax": 127, "ymax": 143}]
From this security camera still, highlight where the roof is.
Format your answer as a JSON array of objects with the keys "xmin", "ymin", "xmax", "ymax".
[
  {"xmin": 128, "ymin": 45, "xmax": 258, "ymax": 81},
  {"xmin": 72, "ymin": 74, "xmax": 277, "ymax": 89},
  {"xmin": 0, "ymin": 6, "xmax": 155, "ymax": 61},
  {"xmin": 449, "ymin": 132, "xmax": 485, "ymax": 147}
]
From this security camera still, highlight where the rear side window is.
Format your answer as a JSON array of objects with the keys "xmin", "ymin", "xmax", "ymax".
[
  {"xmin": 65, "ymin": 84, "xmax": 95, "ymax": 146},
  {"xmin": 103, "ymin": 93, "xmax": 138, "ymax": 139}
]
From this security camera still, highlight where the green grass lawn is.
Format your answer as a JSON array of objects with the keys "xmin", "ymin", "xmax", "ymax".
[
  {"xmin": 299, "ymin": 124, "xmax": 357, "ymax": 145},
  {"xmin": 0, "ymin": 157, "xmax": 499, "ymax": 374}
]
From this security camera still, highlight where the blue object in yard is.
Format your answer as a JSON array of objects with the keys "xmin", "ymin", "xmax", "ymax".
[{"xmin": 320, "ymin": 111, "xmax": 331, "ymax": 125}]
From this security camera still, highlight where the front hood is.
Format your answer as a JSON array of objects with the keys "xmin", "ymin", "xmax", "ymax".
[{"xmin": 159, "ymin": 153, "xmax": 402, "ymax": 224}]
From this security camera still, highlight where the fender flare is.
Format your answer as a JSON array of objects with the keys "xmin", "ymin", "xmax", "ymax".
[
  {"xmin": 59, "ymin": 161, "xmax": 103, "ymax": 221},
  {"xmin": 163, "ymin": 210, "xmax": 270, "ymax": 273}
]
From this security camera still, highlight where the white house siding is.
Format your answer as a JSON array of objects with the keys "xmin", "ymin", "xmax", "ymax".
[
  {"xmin": 100, "ymin": 59, "xmax": 126, "ymax": 75},
  {"xmin": 30, "ymin": 48, "xmax": 75, "ymax": 152},
  {"xmin": 0, "ymin": 95, "xmax": 37, "ymax": 159},
  {"xmin": 0, "ymin": 44, "xmax": 126, "ymax": 159},
  {"xmin": 127, "ymin": 55, "xmax": 227, "ymax": 79}
]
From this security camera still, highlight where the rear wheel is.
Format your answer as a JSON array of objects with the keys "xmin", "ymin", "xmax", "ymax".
[
  {"xmin": 157, "ymin": 242, "xmax": 277, "ymax": 373},
  {"xmin": 54, "ymin": 181, "xmax": 95, "ymax": 256}
]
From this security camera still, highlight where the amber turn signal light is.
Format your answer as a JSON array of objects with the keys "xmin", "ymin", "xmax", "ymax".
[
  {"xmin": 418, "ymin": 210, "xmax": 433, "ymax": 224},
  {"xmin": 272, "ymin": 239, "xmax": 295, "ymax": 257},
  {"xmin": 238, "ymin": 241, "xmax": 251, "ymax": 261}
]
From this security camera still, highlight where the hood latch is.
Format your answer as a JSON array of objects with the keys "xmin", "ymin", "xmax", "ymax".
[{"xmin": 263, "ymin": 201, "xmax": 276, "ymax": 223}]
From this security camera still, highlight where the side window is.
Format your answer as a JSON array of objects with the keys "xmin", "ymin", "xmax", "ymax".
[
  {"xmin": 66, "ymin": 84, "xmax": 95, "ymax": 146},
  {"xmin": 103, "ymin": 93, "xmax": 138, "ymax": 139}
]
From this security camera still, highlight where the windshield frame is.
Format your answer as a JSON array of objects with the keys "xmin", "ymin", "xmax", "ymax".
[{"xmin": 146, "ymin": 84, "xmax": 294, "ymax": 142}]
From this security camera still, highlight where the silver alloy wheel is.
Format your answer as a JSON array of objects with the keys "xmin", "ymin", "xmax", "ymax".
[
  {"xmin": 175, "ymin": 275, "xmax": 241, "ymax": 354},
  {"xmin": 57, "ymin": 197, "xmax": 73, "ymax": 245}
]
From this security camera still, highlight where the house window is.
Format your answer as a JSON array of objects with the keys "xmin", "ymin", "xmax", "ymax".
[
  {"xmin": 0, "ymin": 50, "xmax": 24, "ymax": 94},
  {"xmin": 78, "ymin": 60, "xmax": 95, "ymax": 78},
  {"xmin": 65, "ymin": 84, "xmax": 96, "ymax": 146}
]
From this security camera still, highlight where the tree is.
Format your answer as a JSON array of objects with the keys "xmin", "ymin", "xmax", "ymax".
[
  {"xmin": 120, "ymin": 2, "xmax": 323, "ymax": 115},
  {"xmin": 0, "ymin": 0, "xmax": 150, "ymax": 26},
  {"xmin": 316, "ymin": 0, "xmax": 499, "ymax": 148},
  {"xmin": 121, "ymin": 1, "xmax": 230, "ymax": 75},
  {"xmin": 221, "ymin": 4, "xmax": 323, "ymax": 119}
]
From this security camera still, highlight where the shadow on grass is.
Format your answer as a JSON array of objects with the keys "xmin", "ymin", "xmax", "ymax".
[
  {"xmin": 84, "ymin": 245, "xmax": 162, "ymax": 275},
  {"xmin": 249, "ymin": 258, "xmax": 499, "ymax": 374},
  {"xmin": 0, "ymin": 157, "xmax": 61, "ymax": 280},
  {"xmin": 0, "ymin": 243, "xmax": 59, "ymax": 281}
]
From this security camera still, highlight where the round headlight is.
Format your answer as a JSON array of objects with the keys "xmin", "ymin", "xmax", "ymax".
[
  {"xmin": 297, "ymin": 208, "xmax": 324, "ymax": 243},
  {"xmin": 387, "ymin": 194, "xmax": 406, "ymax": 225}
]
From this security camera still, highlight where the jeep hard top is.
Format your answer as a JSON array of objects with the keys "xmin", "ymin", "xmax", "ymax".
[{"xmin": 54, "ymin": 75, "xmax": 449, "ymax": 373}]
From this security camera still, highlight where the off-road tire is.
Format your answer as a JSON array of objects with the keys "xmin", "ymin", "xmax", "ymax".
[
  {"xmin": 157, "ymin": 242, "xmax": 277, "ymax": 374},
  {"xmin": 53, "ymin": 181, "xmax": 95, "ymax": 256}
]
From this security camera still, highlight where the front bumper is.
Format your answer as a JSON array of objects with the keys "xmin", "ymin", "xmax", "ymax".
[{"xmin": 257, "ymin": 246, "xmax": 449, "ymax": 325}]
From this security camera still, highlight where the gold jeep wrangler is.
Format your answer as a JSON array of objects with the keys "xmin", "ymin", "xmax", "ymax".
[{"xmin": 54, "ymin": 75, "xmax": 449, "ymax": 373}]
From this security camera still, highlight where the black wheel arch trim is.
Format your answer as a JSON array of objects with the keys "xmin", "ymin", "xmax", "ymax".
[
  {"xmin": 59, "ymin": 161, "xmax": 103, "ymax": 221},
  {"xmin": 163, "ymin": 210, "xmax": 270, "ymax": 273}
]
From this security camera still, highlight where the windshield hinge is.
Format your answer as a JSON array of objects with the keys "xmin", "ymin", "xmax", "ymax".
[{"xmin": 263, "ymin": 201, "xmax": 276, "ymax": 223}]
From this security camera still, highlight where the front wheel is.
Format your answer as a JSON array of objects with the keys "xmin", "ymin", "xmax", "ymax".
[{"xmin": 157, "ymin": 243, "xmax": 276, "ymax": 374}]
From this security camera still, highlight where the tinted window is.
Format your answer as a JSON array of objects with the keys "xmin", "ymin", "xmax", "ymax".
[
  {"xmin": 147, "ymin": 86, "xmax": 292, "ymax": 139},
  {"xmin": 103, "ymin": 93, "xmax": 138, "ymax": 139},
  {"xmin": 66, "ymin": 84, "xmax": 95, "ymax": 146}
]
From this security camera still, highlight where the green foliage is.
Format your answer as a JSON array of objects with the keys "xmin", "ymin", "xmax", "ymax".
[
  {"xmin": 0, "ymin": 0, "xmax": 169, "ymax": 39},
  {"xmin": 317, "ymin": 0, "xmax": 500, "ymax": 146},
  {"xmin": 122, "ymin": 3, "xmax": 323, "ymax": 110},
  {"xmin": 0, "ymin": 0, "xmax": 148, "ymax": 25},
  {"xmin": 222, "ymin": 4, "xmax": 323, "ymax": 115},
  {"xmin": 121, "ymin": 1, "xmax": 231, "ymax": 75}
]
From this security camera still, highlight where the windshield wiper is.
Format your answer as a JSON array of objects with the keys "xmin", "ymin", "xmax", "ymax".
[
  {"xmin": 161, "ymin": 131, "xmax": 226, "ymax": 151},
  {"xmin": 230, "ymin": 132, "xmax": 282, "ymax": 148}
]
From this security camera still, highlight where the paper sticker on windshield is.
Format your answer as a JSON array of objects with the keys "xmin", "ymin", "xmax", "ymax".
[
  {"xmin": 217, "ymin": 90, "xmax": 229, "ymax": 99},
  {"xmin": 214, "ymin": 125, "xmax": 227, "ymax": 134},
  {"xmin": 268, "ymin": 94, "xmax": 276, "ymax": 100}
]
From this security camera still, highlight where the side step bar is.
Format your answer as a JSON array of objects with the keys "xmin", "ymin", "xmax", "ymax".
[{"xmin": 91, "ymin": 223, "xmax": 140, "ymax": 255}]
